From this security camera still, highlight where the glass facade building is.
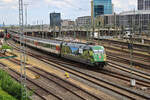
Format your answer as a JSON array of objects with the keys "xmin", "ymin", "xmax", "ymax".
[
  {"xmin": 93, "ymin": 0, "xmax": 112, "ymax": 17},
  {"xmin": 138, "ymin": 0, "xmax": 150, "ymax": 10},
  {"xmin": 50, "ymin": 13, "xmax": 61, "ymax": 27}
]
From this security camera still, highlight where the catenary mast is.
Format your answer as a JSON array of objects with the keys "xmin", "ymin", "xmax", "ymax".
[{"xmin": 19, "ymin": 0, "xmax": 27, "ymax": 99}]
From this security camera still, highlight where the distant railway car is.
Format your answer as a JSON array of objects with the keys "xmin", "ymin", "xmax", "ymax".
[
  {"xmin": 61, "ymin": 42, "xmax": 106, "ymax": 68},
  {"xmin": 37, "ymin": 40, "xmax": 61, "ymax": 55},
  {"xmin": 24, "ymin": 37, "xmax": 62, "ymax": 55}
]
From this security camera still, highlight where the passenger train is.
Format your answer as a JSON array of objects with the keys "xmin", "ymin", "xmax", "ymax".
[{"xmin": 12, "ymin": 34, "xmax": 107, "ymax": 68}]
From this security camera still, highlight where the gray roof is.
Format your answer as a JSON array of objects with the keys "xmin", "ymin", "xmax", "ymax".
[{"xmin": 119, "ymin": 10, "xmax": 150, "ymax": 15}]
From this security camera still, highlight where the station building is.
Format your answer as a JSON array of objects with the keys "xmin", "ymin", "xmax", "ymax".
[
  {"xmin": 61, "ymin": 19, "xmax": 75, "ymax": 29},
  {"xmin": 119, "ymin": 10, "xmax": 150, "ymax": 31},
  {"xmin": 95, "ymin": 10, "xmax": 150, "ymax": 31}
]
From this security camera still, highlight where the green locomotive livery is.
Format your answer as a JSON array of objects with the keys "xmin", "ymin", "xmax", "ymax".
[{"xmin": 61, "ymin": 42, "xmax": 106, "ymax": 68}]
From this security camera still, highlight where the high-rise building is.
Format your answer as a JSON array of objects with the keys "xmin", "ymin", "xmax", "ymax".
[
  {"xmin": 50, "ymin": 12, "xmax": 61, "ymax": 27},
  {"xmin": 61, "ymin": 19, "xmax": 75, "ymax": 29},
  {"xmin": 75, "ymin": 16, "xmax": 91, "ymax": 27},
  {"xmin": 138, "ymin": 0, "xmax": 150, "ymax": 10},
  {"xmin": 91, "ymin": 0, "xmax": 112, "ymax": 18}
]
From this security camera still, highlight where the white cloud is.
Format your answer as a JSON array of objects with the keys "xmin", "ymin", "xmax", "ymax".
[
  {"xmin": 112, "ymin": 0, "xmax": 137, "ymax": 12},
  {"xmin": 2, "ymin": 0, "xmax": 13, "ymax": 3},
  {"xmin": 0, "ymin": 0, "xmax": 17, "ymax": 9},
  {"xmin": 45, "ymin": 0, "xmax": 76, "ymax": 8},
  {"xmin": 0, "ymin": 0, "xmax": 139, "ymax": 24}
]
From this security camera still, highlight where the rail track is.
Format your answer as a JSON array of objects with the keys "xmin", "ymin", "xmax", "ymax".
[
  {"xmin": 27, "ymin": 49, "xmax": 150, "ymax": 88},
  {"xmin": 10, "ymin": 41, "xmax": 150, "ymax": 84},
  {"xmin": 27, "ymin": 54, "xmax": 150, "ymax": 99},
  {"xmin": 107, "ymin": 53, "xmax": 150, "ymax": 70},
  {"xmin": 26, "ymin": 48, "xmax": 150, "ymax": 88},
  {"xmin": 105, "ymin": 47, "xmax": 150, "ymax": 63},
  {"xmin": 0, "ymin": 54, "xmax": 102, "ymax": 100},
  {"xmin": 7, "ymin": 40, "xmax": 150, "ymax": 99},
  {"xmin": 0, "ymin": 62, "xmax": 60, "ymax": 100},
  {"xmin": 104, "ymin": 44, "xmax": 150, "ymax": 59},
  {"xmin": 97, "ymin": 38, "xmax": 150, "ymax": 53}
]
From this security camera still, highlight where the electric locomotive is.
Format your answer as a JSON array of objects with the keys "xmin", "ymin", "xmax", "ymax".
[{"xmin": 61, "ymin": 42, "xmax": 106, "ymax": 68}]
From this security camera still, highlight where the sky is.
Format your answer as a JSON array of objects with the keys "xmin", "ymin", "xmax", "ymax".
[{"xmin": 0, "ymin": 0, "xmax": 137, "ymax": 25}]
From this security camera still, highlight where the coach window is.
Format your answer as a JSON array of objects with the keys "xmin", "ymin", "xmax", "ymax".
[
  {"xmin": 53, "ymin": 45, "xmax": 56, "ymax": 50},
  {"xmin": 49, "ymin": 44, "xmax": 52, "ymax": 48}
]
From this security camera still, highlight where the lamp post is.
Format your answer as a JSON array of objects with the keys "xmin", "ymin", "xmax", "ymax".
[{"xmin": 86, "ymin": 25, "xmax": 89, "ymax": 42}]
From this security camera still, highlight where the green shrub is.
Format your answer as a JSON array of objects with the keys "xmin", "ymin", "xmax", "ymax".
[
  {"xmin": 0, "ymin": 91, "xmax": 17, "ymax": 100},
  {"xmin": 0, "ymin": 69, "xmax": 32, "ymax": 100}
]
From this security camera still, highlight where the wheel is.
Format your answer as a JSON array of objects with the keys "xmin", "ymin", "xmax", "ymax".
[{"xmin": 99, "ymin": 64, "xmax": 104, "ymax": 69}]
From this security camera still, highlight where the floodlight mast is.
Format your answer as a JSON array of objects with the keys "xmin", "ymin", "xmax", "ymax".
[{"xmin": 19, "ymin": 0, "xmax": 27, "ymax": 99}]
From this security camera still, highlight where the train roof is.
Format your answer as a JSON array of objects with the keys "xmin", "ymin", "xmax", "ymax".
[
  {"xmin": 63, "ymin": 42, "xmax": 104, "ymax": 50},
  {"xmin": 18, "ymin": 35, "xmax": 104, "ymax": 49},
  {"xmin": 26, "ymin": 36, "xmax": 62, "ymax": 45},
  {"xmin": 63, "ymin": 42, "xmax": 93, "ymax": 49}
]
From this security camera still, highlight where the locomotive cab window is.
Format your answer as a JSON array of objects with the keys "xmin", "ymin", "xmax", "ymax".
[{"xmin": 92, "ymin": 46, "xmax": 105, "ymax": 54}]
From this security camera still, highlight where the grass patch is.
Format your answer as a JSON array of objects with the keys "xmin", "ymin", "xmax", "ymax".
[{"xmin": 0, "ymin": 69, "xmax": 32, "ymax": 100}]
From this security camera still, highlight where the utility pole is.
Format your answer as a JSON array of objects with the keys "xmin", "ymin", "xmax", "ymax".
[
  {"xmin": 129, "ymin": 34, "xmax": 135, "ymax": 87},
  {"xmin": 24, "ymin": 3, "xmax": 29, "ymax": 28},
  {"xmin": 41, "ymin": 20, "xmax": 44, "ymax": 38},
  {"xmin": 3, "ymin": 21, "xmax": 5, "ymax": 27},
  {"xmin": 19, "ymin": 0, "xmax": 27, "ymax": 99},
  {"xmin": 130, "ymin": 9, "xmax": 136, "ymax": 87},
  {"xmin": 24, "ymin": 3, "xmax": 29, "ymax": 62},
  {"xmin": 91, "ymin": 0, "xmax": 95, "ymax": 42},
  {"xmin": 92, "ymin": 16, "xmax": 95, "ymax": 42},
  {"xmin": 59, "ymin": 25, "xmax": 61, "ymax": 39},
  {"xmin": 86, "ymin": 25, "xmax": 89, "ymax": 42},
  {"xmin": 98, "ymin": 25, "xmax": 101, "ymax": 45},
  {"xmin": 73, "ymin": 25, "xmax": 76, "ymax": 41}
]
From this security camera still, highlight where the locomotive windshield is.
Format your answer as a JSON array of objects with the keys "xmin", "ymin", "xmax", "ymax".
[
  {"xmin": 93, "ymin": 49, "xmax": 104, "ymax": 54},
  {"xmin": 92, "ymin": 46, "xmax": 105, "ymax": 54}
]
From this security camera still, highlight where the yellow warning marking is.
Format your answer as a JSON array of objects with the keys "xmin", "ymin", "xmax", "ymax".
[
  {"xmin": 26, "ymin": 65, "xmax": 33, "ymax": 68},
  {"xmin": 35, "ymin": 75, "xmax": 40, "ymax": 79},
  {"xmin": 65, "ymin": 72, "xmax": 70, "ymax": 78}
]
